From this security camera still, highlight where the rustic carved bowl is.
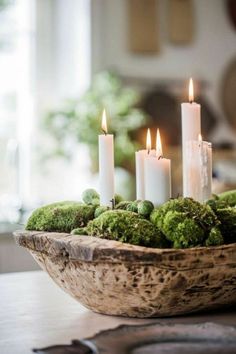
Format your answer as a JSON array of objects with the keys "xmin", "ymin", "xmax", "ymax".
[{"xmin": 14, "ymin": 231, "xmax": 236, "ymax": 318}]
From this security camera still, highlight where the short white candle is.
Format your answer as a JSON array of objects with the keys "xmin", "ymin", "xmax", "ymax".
[
  {"xmin": 185, "ymin": 134, "xmax": 212, "ymax": 202},
  {"xmin": 182, "ymin": 78, "xmax": 201, "ymax": 196},
  {"xmin": 135, "ymin": 129, "xmax": 155, "ymax": 200},
  {"xmin": 144, "ymin": 129, "xmax": 171, "ymax": 206},
  {"xmin": 99, "ymin": 109, "xmax": 115, "ymax": 207}
]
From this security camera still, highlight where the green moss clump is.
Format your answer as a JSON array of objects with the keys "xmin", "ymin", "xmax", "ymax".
[
  {"xmin": 205, "ymin": 227, "xmax": 224, "ymax": 247},
  {"xmin": 26, "ymin": 201, "xmax": 95, "ymax": 233},
  {"xmin": 150, "ymin": 198, "xmax": 223, "ymax": 248},
  {"xmin": 138, "ymin": 200, "xmax": 154, "ymax": 217},
  {"xmin": 82, "ymin": 189, "xmax": 100, "ymax": 205},
  {"xmin": 114, "ymin": 194, "xmax": 123, "ymax": 205},
  {"xmin": 127, "ymin": 200, "xmax": 140, "ymax": 213},
  {"xmin": 214, "ymin": 207, "xmax": 236, "ymax": 244},
  {"xmin": 218, "ymin": 190, "xmax": 236, "ymax": 207},
  {"xmin": 115, "ymin": 201, "xmax": 132, "ymax": 210},
  {"xmin": 71, "ymin": 227, "xmax": 88, "ymax": 235},
  {"xmin": 87, "ymin": 210, "xmax": 168, "ymax": 248},
  {"xmin": 94, "ymin": 206, "xmax": 110, "ymax": 218},
  {"xmin": 207, "ymin": 190, "xmax": 236, "ymax": 244}
]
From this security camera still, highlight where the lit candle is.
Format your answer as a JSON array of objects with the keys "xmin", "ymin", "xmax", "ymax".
[
  {"xmin": 185, "ymin": 134, "xmax": 212, "ymax": 202},
  {"xmin": 135, "ymin": 129, "xmax": 155, "ymax": 200},
  {"xmin": 182, "ymin": 78, "xmax": 201, "ymax": 197},
  {"xmin": 99, "ymin": 109, "xmax": 115, "ymax": 206},
  {"xmin": 144, "ymin": 129, "xmax": 171, "ymax": 206}
]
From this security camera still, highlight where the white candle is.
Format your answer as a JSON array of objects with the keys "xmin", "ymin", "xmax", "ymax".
[
  {"xmin": 182, "ymin": 78, "xmax": 201, "ymax": 197},
  {"xmin": 99, "ymin": 109, "xmax": 115, "ymax": 206},
  {"xmin": 144, "ymin": 129, "xmax": 171, "ymax": 206},
  {"xmin": 185, "ymin": 135, "xmax": 212, "ymax": 202},
  {"xmin": 135, "ymin": 129, "xmax": 155, "ymax": 200}
]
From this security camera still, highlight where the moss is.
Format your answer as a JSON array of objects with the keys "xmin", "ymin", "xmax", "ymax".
[
  {"xmin": 127, "ymin": 200, "xmax": 140, "ymax": 213},
  {"xmin": 150, "ymin": 197, "xmax": 222, "ymax": 248},
  {"xmin": 115, "ymin": 201, "xmax": 132, "ymax": 210},
  {"xmin": 162, "ymin": 211, "xmax": 205, "ymax": 248},
  {"xmin": 94, "ymin": 206, "xmax": 110, "ymax": 218},
  {"xmin": 26, "ymin": 201, "xmax": 95, "ymax": 233},
  {"xmin": 218, "ymin": 190, "xmax": 236, "ymax": 207},
  {"xmin": 87, "ymin": 210, "xmax": 168, "ymax": 248},
  {"xmin": 114, "ymin": 194, "xmax": 123, "ymax": 205},
  {"xmin": 205, "ymin": 227, "xmax": 224, "ymax": 247},
  {"xmin": 138, "ymin": 200, "xmax": 154, "ymax": 217},
  {"xmin": 207, "ymin": 191, "xmax": 236, "ymax": 244},
  {"xmin": 214, "ymin": 207, "xmax": 236, "ymax": 244},
  {"xmin": 82, "ymin": 189, "xmax": 100, "ymax": 206},
  {"xmin": 71, "ymin": 227, "xmax": 88, "ymax": 235}
]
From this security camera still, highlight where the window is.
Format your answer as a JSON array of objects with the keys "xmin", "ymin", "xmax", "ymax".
[{"xmin": 0, "ymin": 0, "xmax": 91, "ymax": 223}]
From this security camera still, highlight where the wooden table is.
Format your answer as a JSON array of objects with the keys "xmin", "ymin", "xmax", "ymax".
[{"xmin": 0, "ymin": 271, "xmax": 236, "ymax": 354}]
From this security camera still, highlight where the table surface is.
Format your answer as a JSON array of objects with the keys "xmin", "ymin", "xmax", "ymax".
[{"xmin": 1, "ymin": 271, "xmax": 236, "ymax": 354}]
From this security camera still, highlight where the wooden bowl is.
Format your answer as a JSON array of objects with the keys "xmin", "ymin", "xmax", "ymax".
[{"xmin": 14, "ymin": 231, "xmax": 236, "ymax": 318}]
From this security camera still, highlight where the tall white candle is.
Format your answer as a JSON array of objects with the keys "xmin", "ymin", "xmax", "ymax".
[
  {"xmin": 144, "ymin": 129, "xmax": 171, "ymax": 206},
  {"xmin": 185, "ymin": 135, "xmax": 212, "ymax": 202},
  {"xmin": 135, "ymin": 129, "xmax": 155, "ymax": 200},
  {"xmin": 182, "ymin": 78, "xmax": 201, "ymax": 197},
  {"xmin": 99, "ymin": 109, "xmax": 115, "ymax": 206}
]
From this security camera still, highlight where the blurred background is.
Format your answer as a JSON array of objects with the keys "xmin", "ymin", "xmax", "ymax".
[{"xmin": 0, "ymin": 0, "xmax": 235, "ymax": 272}]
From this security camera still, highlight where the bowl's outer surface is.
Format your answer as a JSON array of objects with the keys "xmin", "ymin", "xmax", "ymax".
[{"xmin": 14, "ymin": 231, "xmax": 236, "ymax": 318}]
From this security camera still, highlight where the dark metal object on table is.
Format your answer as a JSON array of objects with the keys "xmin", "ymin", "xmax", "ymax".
[
  {"xmin": 33, "ymin": 322, "xmax": 236, "ymax": 354},
  {"xmin": 33, "ymin": 340, "xmax": 92, "ymax": 354}
]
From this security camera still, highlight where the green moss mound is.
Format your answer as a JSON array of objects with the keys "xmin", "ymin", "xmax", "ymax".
[
  {"xmin": 138, "ymin": 200, "xmax": 154, "ymax": 217},
  {"xmin": 214, "ymin": 207, "xmax": 236, "ymax": 244},
  {"xmin": 82, "ymin": 189, "xmax": 100, "ymax": 206},
  {"xmin": 127, "ymin": 200, "xmax": 140, "ymax": 212},
  {"xmin": 94, "ymin": 206, "xmax": 110, "ymax": 218},
  {"xmin": 207, "ymin": 190, "xmax": 236, "ymax": 210},
  {"xmin": 26, "ymin": 201, "xmax": 95, "ymax": 233},
  {"xmin": 71, "ymin": 227, "xmax": 88, "ymax": 235},
  {"xmin": 87, "ymin": 210, "xmax": 169, "ymax": 248},
  {"xmin": 115, "ymin": 201, "xmax": 132, "ymax": 210},
  {"xmin": 218, "ymin": 190, "xmax": 236, "ymax": 207},
  {"xmin": 150, "ymin": 198, "xmax": 223, "ymax": 248}
]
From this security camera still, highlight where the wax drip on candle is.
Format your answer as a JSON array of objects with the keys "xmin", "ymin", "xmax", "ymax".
[
  {"xmin": 101, "ymin": 109, "xmax": 108, "ymax": 135},
  {"xmin": 156, "ymin": 129, "xmax": 163, "ymax": 159},
  {"xmin": 146, "ymin": 128, "xmax": 151, "ymax": 154},
  {"xmin": 198, "ymin": 133, "xmax": 202, "ymax": 147},
  {"xmin": 189, "ymin": 78, "xmax": 194, "ymax": 104}
]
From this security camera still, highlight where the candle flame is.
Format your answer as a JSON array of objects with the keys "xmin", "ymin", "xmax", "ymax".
[
  {"xmin": 146, "ymin": 128, "xmax": 151, "ymax": 153},
  {"xmin": 156, "ymin": 128, "xmax": 163, "ymax": 157},
  {"xmin": 101, "ymin": 109, "xmax": 107, "ymax": 134},
  {"xmin": 189, "ymin": 78, "xmax": 194, "ymax": 103},
  {"xmin": 198, "ymin": 133, "xmax": 202, "ymax": 142}
]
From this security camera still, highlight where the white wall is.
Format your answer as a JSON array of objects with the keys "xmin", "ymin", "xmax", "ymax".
[{"xmin": 91, "ymin": 0, "xmax": 236, "ymax": 144}]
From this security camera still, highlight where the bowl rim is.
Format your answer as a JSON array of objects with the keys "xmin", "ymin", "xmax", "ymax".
[{"xmin": 14, "ymin": 230, "xmax": 236, "ymax": 269}]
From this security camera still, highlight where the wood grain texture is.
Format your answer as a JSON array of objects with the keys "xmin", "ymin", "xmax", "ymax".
[
  {"xmin": 128, "ymin": 0, "xmax": 159, "ymax": 53},
  {"xmin": 14, "ymin": 231, "xmax": 236, "ymax": 318}
]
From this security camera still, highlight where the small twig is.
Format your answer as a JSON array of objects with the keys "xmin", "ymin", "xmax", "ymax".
[{"xmin": 110, "ymin": 198, "xmax": 115, "ymax": 210}]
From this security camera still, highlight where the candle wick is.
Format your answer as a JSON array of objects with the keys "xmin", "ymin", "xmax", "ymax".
[
  {"xmin": 190, "ymin": 100, "xmax": 193, "ymax": 104},
  {"xmin": 158, "ymin": 155, "xmax": 163, "ymax": 160},
  {"xmin": 148, "ymin": 149, "xmax": 150, "ymax": 155},
  {"xmin": 102, "ymin": 129, "xmax": 107, "ymax": 135},
  {"xmin": 110, "ymin": 198, "xmax": 115, "ymax": 210}
]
